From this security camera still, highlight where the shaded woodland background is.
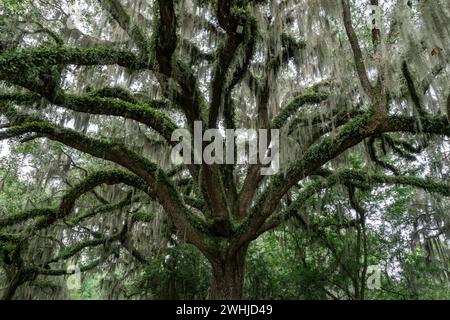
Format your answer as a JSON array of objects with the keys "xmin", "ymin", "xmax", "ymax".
[{"xmin": 0, "ymin": 0, "xmax": 449, "ymax": 299}]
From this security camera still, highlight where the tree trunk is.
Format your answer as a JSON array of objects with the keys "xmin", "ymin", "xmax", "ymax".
[
  {"xmin": 208, "ymin": 248, "xmax": 247, "ymax": 299},
  {"xmin": 2, "ymin": 270, "xmax": 23, "ymax": 300}
]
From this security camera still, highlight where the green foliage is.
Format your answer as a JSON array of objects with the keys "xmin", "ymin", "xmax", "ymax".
[
  {"xmin": 1, "ymin": 0, "xmax": 450, "ymax": 301},
  {"xmin": 126, "ymin": 243, "xmax": 211, "ymax": 299}
]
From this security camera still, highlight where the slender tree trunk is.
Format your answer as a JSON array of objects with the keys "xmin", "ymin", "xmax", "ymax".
[{"xmin": 208, "ymin": 248, "xmax": 247, "ymax": 299}]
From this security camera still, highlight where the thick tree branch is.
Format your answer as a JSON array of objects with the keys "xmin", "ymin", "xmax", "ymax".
[
  {"xmin": 0, "ymin": 170, "xmax": 148, "ymax": 230},
  {"xmin": 0, "ymin": 105, "xmax": 211, "ymax": 256},
  {"xmin": 1, "ymin": 92, "xmax": 178, "ymax": 145},
  {"xmin": 233, "ymin": 111, "xmax": 450, "ymax": 252},
  {"xmin": 238, "ymin": 87, "xmax": 329, "ymax": 218},
  {"xmin": 0, "ymin": 46, "xmax": 149, "ymax": 72},
  {"xmin": 272, "ymin": 90, "xmax": 329, "ymax": 130},
  {"xmin": 367, "ymin": 136, "xmax": 400, "ymax": 175},
  {"xmin": 401, "ymin": 61, "xmax": 425, "ymax": 116},
  {"xmin": 257, "ymin": 168, "xmax": 450, "ymax": 235},
  {"xmin": 35, "ymin": 258, "xmax": 104, "ymax": 276},
  {"xmin": 154, "ymin": 0, "xmax": 177, "ymax": 75},
  {"xmin": 341, "ymin": 0, "xmax": 373, "ymax": 99}
]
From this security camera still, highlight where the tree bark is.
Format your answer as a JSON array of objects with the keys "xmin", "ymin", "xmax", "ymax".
[
  {"xmin": 2, "ymin": 270, "xmax": 24, "ymax": 300},
  {"xmin": 208, "ymin": 248, "xmax": 247, "ymax": 299}
]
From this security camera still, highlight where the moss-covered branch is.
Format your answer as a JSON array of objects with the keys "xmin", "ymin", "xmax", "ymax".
[
  {"xmin": 0, "ymin": 46, "xmax": 149, "ymax": 74},
  {"xmin": 0, "ymin": 105, "xmax": 211, "ymax": 255},
  {"xmin": 209, "ymin": 0, "xmax": 249, "ymax": 128},
  {"xmin": 46, "ymin": 231, "xmax": 122, "ymax": 264},
  {"xmin": 236, "ymin": 36, "xmax": 311, "ymax": 218},
  {"xmin": 88, "ymin": 86, "xmax": 171, "ymax": 111},
  {"xmin": 367, "ymin": 136, "xmax": 400, "ymax": 175},
  {"xmin": 0, "ymin": 169, "xmax": 148, "ymax": 231},
  {"xmin": 0, "ymin": 209, "xmax": 55, "ymax": 228},
  {"xmin": 272, "ymin": 90, "xmax": 329, "ymax": 130},
  {"xmin": 234, "ymin": 111, "xmax": 450, "ymax": 251},
  {"xmin": 150, "ymin": 2, "xmax": 205, "ymax": 130},
  {"xmin": 35, "ymin": 258, "xmax": 103, "ymax": 276},
  {"xmin": 1, "ymin": 87, "xmax": 178, "ymax": 145},
  {"xmin": 259, "ymin": 168, "xmax": 450, "ymax": 235},
  {"xmin": 68, "ymin": 192, "xmax": 140, "ymax": 226}
]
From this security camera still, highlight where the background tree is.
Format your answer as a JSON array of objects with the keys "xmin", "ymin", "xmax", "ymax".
[{"xmin": 0, "ymin": 0, "xmax": 449, "ymax": 299}]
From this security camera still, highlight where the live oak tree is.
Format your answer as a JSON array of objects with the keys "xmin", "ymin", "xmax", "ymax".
[{"xmin": 0, "ymin": 0, "xmax": 450, "ymax": 299}]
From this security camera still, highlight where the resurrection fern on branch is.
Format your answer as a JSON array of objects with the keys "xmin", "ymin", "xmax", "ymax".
[{"xmin": 0, "ymin": 0, "xmax": 450, "ymax": 299}]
